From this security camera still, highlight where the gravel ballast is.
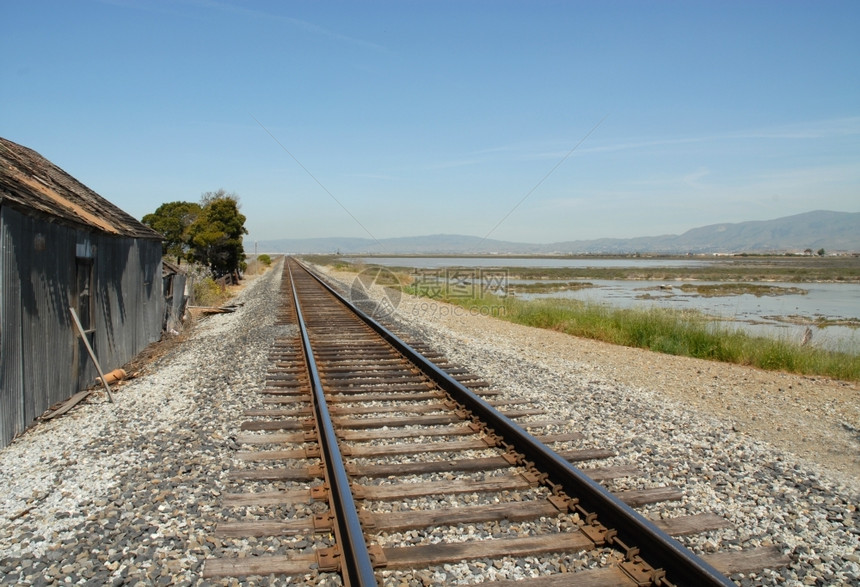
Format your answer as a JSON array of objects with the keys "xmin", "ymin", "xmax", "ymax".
[
  {"xmin": 1, "ymin": 261, "xmax": 858, "ymax": 586},
  {"xmin": 317, "ymin": 265, "xmax": 859, "ymax": 586}
]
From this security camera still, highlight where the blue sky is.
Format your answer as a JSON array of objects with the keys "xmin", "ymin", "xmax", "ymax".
[{"xmin": 2, "ymin": 1, "xmax": 858, "ymax": 246}]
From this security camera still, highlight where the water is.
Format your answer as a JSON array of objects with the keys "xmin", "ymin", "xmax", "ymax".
[
  {"xmin": 356, "ymin": 256, "xmax": 859, "ymax": 353},
  {"xmin": 519, "ymin": 280, "xmax": 859, "ymax": 353}
]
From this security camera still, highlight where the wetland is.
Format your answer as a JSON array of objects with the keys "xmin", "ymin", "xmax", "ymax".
[{"xmin": 304, "ymin": 254, "xmax": 860, "ymax": 377}]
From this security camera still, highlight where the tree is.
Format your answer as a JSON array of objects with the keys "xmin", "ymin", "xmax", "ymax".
[
  {"xmin": 142, "ymin": 201, "xmax": 201, "ymax": 264},
  {"xmin": 187, "ymin": 190, "xmax": 248, "ymax": 277}
]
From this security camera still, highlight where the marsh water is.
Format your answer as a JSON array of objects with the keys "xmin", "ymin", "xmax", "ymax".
[
  {"xmin": 357, "ymin": 256, "xmax": 860, "ymax": 353},
  {"xmin": 520, "ymin": 279, "xmax": 858, "ymax": 353}
]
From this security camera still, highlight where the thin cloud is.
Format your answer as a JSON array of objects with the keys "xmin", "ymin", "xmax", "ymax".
[
  {"xmin": 172, "ymin": 0, "xmax": 387, "ymax": 51},
  {"xmin": 587, "ymin": 117, "xmax": 860, "ymax": 155}
]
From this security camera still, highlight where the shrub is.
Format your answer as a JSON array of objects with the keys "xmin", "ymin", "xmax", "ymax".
[{"xmin": 192, "ymin": 276, "xmax": 232, "ymax": 307}]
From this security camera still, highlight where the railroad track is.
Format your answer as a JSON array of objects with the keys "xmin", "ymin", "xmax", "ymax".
[{"xmin": 202, "ymin": 258, "xmax": 788, "ymax": 585}]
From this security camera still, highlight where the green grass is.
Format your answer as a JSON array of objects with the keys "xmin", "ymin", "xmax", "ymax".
[{"xmin": 413, "ymin": 289, "xmax": 860, "ymax": 382}]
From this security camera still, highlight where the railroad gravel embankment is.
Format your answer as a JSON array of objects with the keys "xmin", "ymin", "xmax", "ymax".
[
  {"xmin": 0, "ymin": 261, "xmax": 857, "ymax": 586},
  {"xmin": 317, "ymin": 265, "xmax": 859, "ymax": 586}
]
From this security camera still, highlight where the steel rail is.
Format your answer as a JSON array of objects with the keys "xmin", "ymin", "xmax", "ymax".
[
  {"xmin": 297, "ymin": 259, "xmax": 733, "ymax": 587},
  {"xmin": 286, "ymin": 263, "xmax": 378, "ymax": 587}
]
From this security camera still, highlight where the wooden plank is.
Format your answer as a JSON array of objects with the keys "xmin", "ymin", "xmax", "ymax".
[
  {"xmin": 43, "ymin": 389, "xmax": 93, "ymax": 419},
  {"xmin": 366, "ymin": 499, "xmax": 561, "ymax": 532},
  {"xmin": 235, "ymin": 449, "xmax": 311, "ymax": 461},
  {"xmin": 351, "ymin": 474, "xmax": 534, "ymax": 500},
  {"xmin": 244, "ymin": 407, "xmax": 311, "ymax": 417},
  {"xmin": 344, "ymin": 438, "xmax": 495, "ymax": 457},
  {"xmin": 261, "ymin": 396, "xmax": 310, "ymax": 404},
  {"xmin": 202, "ymin": 554, "xmax": 316, "ymax": 578},
  {"xmin": 323, "ymin": 364, "xmax": 411, "ymax": 374},
  {"xmin": 579, "ymin": 465, "xmax": 640, "ymax": 480},
  {"xmin": 557, "ymin": 448, "xmax": 615, "ymax": 461},
  {"xmin": 240, "ymin": 420, "xmax": 309, "ymax": 431},
  {"xmin": 312, "ymin": 391, "xmax": 445, "ymax": 403},
  {"xmin": 500, "ymin": 408, "xmax": 547, "ymax": 418},
  {"xmin": 339, "ymin": 424, "xmax": 474, "ymax": 441},
  {"xmin": 227, "ymin": 467, "xmax": 318, "ymax": 481},
  {"xmin": 223, "ymin": 488, "xmax": 313, "ymax": 506},
  {"xmin": 322, "ymin": 375, "xmax": 428, "ymax": 387},
  {"xmin": 261, "ymin": 384, "xmax": 306, "ymax": 392},
  {"xmin": 653, "ymin": 513, "xmax": 732, "ymax": 536},
  {"xmin": 704, "ymin": 545, "xmax": 791, "ymax": 575},
  {"xmin": 381, "ymin": 532, "xmax": 594, "ymax": 569},
  {"xmin": 334, "ymin": 414, "xmax": 460, "ymax": 429},
  {"xmin": 614, "ymin": 486, "xmax": 683, "ymax": 507},
  {"xmin": 235, "ymin": 432, "xmax": 306, "ymax": 444},
  {"xmin": 69, "ymin": 307, "xmax": 114, "ymax": 403},
  {"xmin": 348, "ymin": 455, "xmax": 511, "ymax": 477},
  {"xmin": 537, "ymin": 432, "xmax": 585, "ymax": 443},
  {"xmin": 331, "ymin": 404, "xmax": 449, "ymax": 416},
  {"xmin": 214, "ymin": 518, "xmax": 315, "ymax": 537}
]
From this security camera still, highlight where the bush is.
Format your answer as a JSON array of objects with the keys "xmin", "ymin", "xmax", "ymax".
[
  {"xmin": 258, "ymin": 254, "xmax": 272, "ymax": 266},
  {"xmin": 192, "ymin": 276, "xmax": 232, "ymax": 307}
]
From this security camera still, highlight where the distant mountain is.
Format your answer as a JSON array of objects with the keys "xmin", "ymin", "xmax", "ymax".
[
  {"xmin": 552, "ymin": 211, "xmax": 860, "ymax": 254},
  {"xmin": 258, "ymin": 211, "xmax": 860, "ymax": 255}
]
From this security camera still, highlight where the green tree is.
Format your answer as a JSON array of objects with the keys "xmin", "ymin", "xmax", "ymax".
[
  {"xmin": 187, "ymin": 190, "xmax": 248, "ymax": 277},
  {"xmin": 142, "ymin": 201, "xmax": 201, "ymax": 263}
]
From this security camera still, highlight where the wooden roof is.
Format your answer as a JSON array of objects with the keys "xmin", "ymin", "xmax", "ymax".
[{"xmin": 0, "ymin": 137, "xmax": 161, "ymax": 240}]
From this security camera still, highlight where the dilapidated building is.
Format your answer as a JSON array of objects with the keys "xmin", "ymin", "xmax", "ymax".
[{"xmin": 0, "ymin": 137, "xmax": 165, "ymax": 448}]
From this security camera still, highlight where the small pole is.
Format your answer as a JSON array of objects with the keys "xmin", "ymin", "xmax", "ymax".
[{"xmin": 69, "ymin": 307, "xmax": 115, "ymax": 403}]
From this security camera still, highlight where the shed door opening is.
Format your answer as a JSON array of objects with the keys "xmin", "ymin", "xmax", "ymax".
[{"xmin": 75, "ymin": 257, "xmax": 94, "ymax": 334}]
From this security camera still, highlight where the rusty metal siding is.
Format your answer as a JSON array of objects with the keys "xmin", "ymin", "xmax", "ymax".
[{"xmin": 0, "ymin": 206, "xmax": 165, "ymax": 448}]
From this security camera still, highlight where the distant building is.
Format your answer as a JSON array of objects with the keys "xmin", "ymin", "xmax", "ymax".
[{"xmin": 0, "ymin": 137, "xmax": 164, "ymax": 448}]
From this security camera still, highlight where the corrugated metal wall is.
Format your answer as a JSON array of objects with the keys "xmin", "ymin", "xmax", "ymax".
[
  {"xmin": 0, "ymin": 206, "xmax": 163, "ymax": 448},
  {"xmin": 0, "ymin": 207, "xmax": 25, "ymax": 449}
]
